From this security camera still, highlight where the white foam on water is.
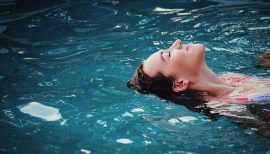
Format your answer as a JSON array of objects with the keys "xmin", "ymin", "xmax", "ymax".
[
  {"xmin": 19, "ymin": 102, "xmax": 62, "ymax": 121},
  {"xmin": 248, "ymin": 26, "xmax": 270, "ymax": 31},
  {"xmin": 114, "ymin": 117, "xmax": 120, "ymax": 121},
  {"xmin": 80, "ymin": 149, "xmax": 91, "ymax": 154},
  {"xmin": 168, "ymin": 118, "xmax": 180, "ymax": 125},
  {"xmin": 260, "ymin": 16, "xmax": 270, "ymax": 20},
  {"xmin": 86, "ymin": 114, "xmax": 93, "ymax": 118},
  {"xmin": 152, "ymin": 7, "xmax": 184, "ymax": 15},
  {"xmin": 193, "ymin": 23, "xmax": 201, "ymax": 28},
  {"xmin": 96, "ymin": 119, "xmax": 107, "ymax": 127},
  {"xmin": 122, "ymin": 112, "xmax": 134, "ymax": 117},
  {"xmin": 178, "ymin": 116, "xmax": 197, "ymax": 122},
  {"xmin": 60, "ymin": 119, "xmax": 68, "ymax": 126},
  {"xmin": 116, "ymin": 138, "xmax": 133, "ymax": 144},
  {"xmin": 212, "ymin": 47, "xmax": 231, "ymax": 52},
  {"xmin": 131, "ymin": 108, "xmax": 144, "ymax": 113},
  {"xmin": 143, "ymin": 140, "xmax": 152, "ymax": 145}
]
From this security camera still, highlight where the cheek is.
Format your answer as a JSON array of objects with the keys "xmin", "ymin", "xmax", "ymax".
[
  {"xmin": 190, "ymin": 44, "xmax": 205, "ymax": 61},
  {"xmin": 169, "ymin": 52, "xmax": 190, "ymax": 75},
  {"xmin": 169, "ymin": 50, "xmax": 201, "ymax": 76}
]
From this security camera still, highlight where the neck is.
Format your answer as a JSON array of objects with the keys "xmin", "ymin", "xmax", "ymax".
[{"xmin": 189, "ymin": 63, "xmax": 234, "ymax": 97}]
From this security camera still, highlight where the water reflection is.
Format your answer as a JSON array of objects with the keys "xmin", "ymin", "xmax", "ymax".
[{"xmin": 145, "ymin": 94, "xmax": 270, "ymax": 138}]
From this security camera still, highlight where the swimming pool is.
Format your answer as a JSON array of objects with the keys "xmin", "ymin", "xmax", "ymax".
[{"xmin": 0, "ymin": 0, "xmax": 270, "ymax": 153}]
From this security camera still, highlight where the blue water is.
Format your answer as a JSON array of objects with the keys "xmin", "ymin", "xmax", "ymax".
[{"xmin": 0, "ymin": 0, "xmax": 270, "ymax": 153}]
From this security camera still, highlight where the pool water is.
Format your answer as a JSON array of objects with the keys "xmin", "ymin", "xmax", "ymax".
[{"xmin": 0, "ymin": 0, "xmax": 270, "ymax": 153}]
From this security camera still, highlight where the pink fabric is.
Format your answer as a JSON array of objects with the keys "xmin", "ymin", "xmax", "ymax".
[
  {"xmin": 220, "ymin": 76, "xmax": 251, "ymax": 83},
  {"xmin": 218, "ymin": 75, "xmax": 252, "ymax": 102}
]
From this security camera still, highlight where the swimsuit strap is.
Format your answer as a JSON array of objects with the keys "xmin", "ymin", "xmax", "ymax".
[
  {"xmin": 249, "ymin": 93, "xmax": 270, "ymax": 101},
  {"xmin": 225, "ymin": 93, "xmax": 270, "ymax": 102}
]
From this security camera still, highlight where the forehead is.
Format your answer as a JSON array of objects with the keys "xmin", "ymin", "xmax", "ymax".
[{"xmin": 142, "ymin": 51, "xmax": 162, "ymax": 77}]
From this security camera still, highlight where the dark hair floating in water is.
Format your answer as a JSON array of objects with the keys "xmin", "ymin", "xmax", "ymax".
[
  {"xmin": 127, "ymin": 62, "xmax": 206, "ymax": 100},
  {"xmin": 258, "ymin": 49, "xmax": 270, "ymax": 68},
  {"xmin": 127, "ymin": 62, "xmax": 175, "ymax": 97},
  {"xmin": 127, "ymin": 62, "xmax": 219, "ymax": 120}
]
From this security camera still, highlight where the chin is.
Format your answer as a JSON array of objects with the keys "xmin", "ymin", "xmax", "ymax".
[
  {"xmin": 190, "ymin": 44, "xmax": 205, "ymax": 56},
  {"xmin": 190, "ymin": 44, "xmax": 205, "ymax": 54},
  {"xmin": 194, "ymin": 43, "xmax": 205, "ymax": 51}
]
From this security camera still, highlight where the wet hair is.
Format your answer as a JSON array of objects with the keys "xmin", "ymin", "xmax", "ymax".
[
  {"xmin": 257, "ymin": 49, "xmax": 270, "ymax": 68},
  {"xmin": 127, "ymin": 62, "xmax": 177, "ymax": 98},
  {"xmin": 126, "ymin": 61, "xmax": 218, "ymax": 120},
  {"xmin": 127, "ymin": 61, "xmax": 205, "ymax": 98}
]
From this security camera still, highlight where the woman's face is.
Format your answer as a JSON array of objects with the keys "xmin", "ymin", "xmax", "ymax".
[{"xmin": 143, "ymin": 39, "xmax": 206, "ymax": 80}]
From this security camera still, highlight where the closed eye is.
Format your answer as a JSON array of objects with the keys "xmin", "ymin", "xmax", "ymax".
[
  {"xmin": 165, "ymin": 50, "xmax": 170, "ymax": 60},
  {"xmin": 165, "ymin": 49, "xmax": 170, "ymax": 59},
  {"xmin": 160, "ymin": 50, "xmax": 170, "ymax": 62},
  {"xmin": 160, "ymin": 51, "xmax": 166, "ymax": 62}
]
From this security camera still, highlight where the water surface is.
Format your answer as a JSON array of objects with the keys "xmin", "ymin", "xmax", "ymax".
[{"xmin": 0, "ymin": 0, "xmax": 270, "ymax": 153}]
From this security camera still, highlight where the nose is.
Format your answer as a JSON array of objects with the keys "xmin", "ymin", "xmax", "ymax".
[
  {"xmin": 176, "ymin": 39, "xmax": 182, "ymax": 48},
  {"xmin": 169, "ymin": 39, "xmax": 182, "ymax": 50}
]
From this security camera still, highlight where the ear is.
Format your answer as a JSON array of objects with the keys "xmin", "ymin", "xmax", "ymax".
[{"xmin": 172, "ymin": 79, "xmax": 189, "ymax": 93}]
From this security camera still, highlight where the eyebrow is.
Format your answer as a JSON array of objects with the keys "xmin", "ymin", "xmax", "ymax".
[{"xmin": 160, "ymin": 51, "xmax": 166, "ymax": 62}]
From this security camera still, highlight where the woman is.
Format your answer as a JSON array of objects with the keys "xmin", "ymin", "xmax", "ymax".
[{"xmin": 127, "ymin": 39, "xmax": 270, "ymax": 102}]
